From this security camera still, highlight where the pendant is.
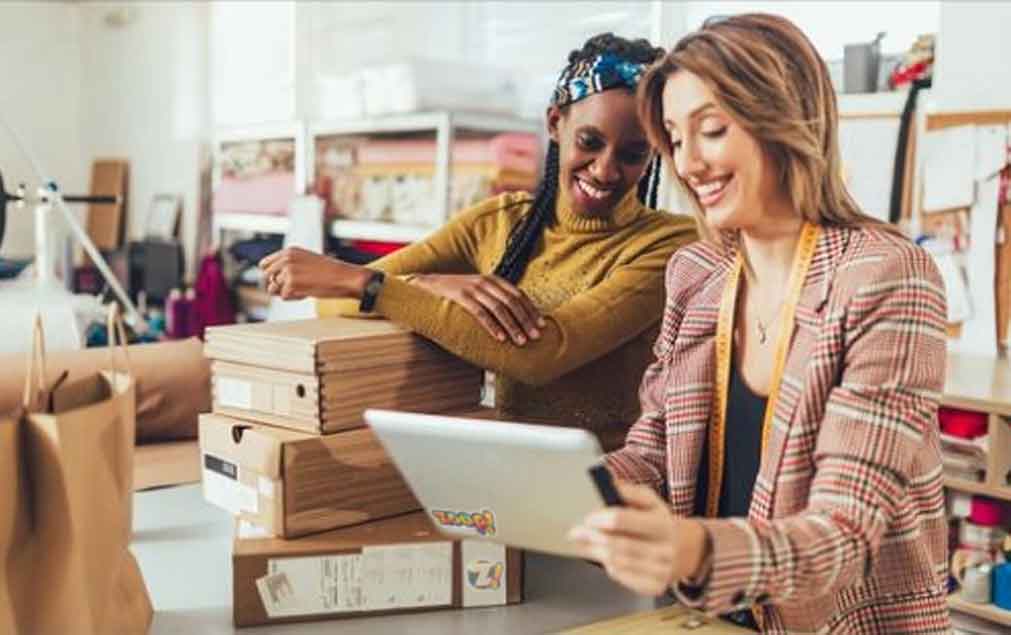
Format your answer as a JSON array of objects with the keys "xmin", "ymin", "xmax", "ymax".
[{"xmin": 756, "ymin": 321, "xmax": 768, "ymax": 344}]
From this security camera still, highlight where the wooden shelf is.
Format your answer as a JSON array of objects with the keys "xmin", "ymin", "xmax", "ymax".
[
  {"xmin": 948, "ymin": 594, "xmax": 1011, "ymax": 627},
  {"xmin": 330, "ymin": 219, "xmax": 434, "ymax": 243},
  {"xmin": 310, "ymin": 111, "xmax": 540, "ymax": 138},
  {"xmin": 943, "ymin": 476, "xmax": 1011, "ymax": 502},
  {"xmin": 837, "ymin": 90, "xmax": 909, "ymax": 118},
  {"xmin": 939, "ymin": 350, "xmax": 1011, "ymax": 631},
  {"xmin": 212, "ymin": 212, "xmax": 290, "ymax": 235},
  {"xmin": 943, "ymin": 352, "xmax": 1011, "ymax": 417}
]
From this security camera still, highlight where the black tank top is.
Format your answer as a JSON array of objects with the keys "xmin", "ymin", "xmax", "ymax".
[{"xmin": 693, "ymin": 360, "xmax": 767, "ymax": 518}]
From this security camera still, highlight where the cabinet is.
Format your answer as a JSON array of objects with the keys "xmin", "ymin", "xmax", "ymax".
[
  {"xmin": 308, "ymin": 111, "xmax": 541, "ymax": 243},
  {"xmin": 210, "ymin": 120, "xmax": 307, "ymax": 244},
  {"xmin": 941, "ymin": 352, "xmax": 1011, "ymax": 627}
]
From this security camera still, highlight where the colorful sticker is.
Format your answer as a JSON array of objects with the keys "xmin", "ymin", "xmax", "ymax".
[
  {"xmin": 461, "ymin": 541, "xmax": 507, "ymax": 607},
  {"xmin": 466, "ymin": 560, "xmax": 504, "ymax": 590},
  {"xmin": 430, "ymin": 509, "xmax": 496, "ymax": 536}
]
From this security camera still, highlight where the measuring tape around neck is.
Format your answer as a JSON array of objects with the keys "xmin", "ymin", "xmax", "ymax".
[{"xmin": 705, "ymin": 222, "xmax": 821, "ymax": 519}]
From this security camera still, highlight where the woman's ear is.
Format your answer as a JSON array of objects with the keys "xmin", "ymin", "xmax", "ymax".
[{"xmin": 546, "ymin": 105, "xmax": 563, "ymax": 144}]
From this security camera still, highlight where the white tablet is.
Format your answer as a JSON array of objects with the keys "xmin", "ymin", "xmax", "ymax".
[{"xmin": 363, "ymin": 409, "xmax": 617, "ymax": 558}]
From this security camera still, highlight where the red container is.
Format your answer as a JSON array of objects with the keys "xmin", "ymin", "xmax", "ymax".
[
  {"xmin": 970, "ymin": 496, "xmax": 1006, "ymax": 527},
  {"xmin": 939, "ymin": 407, "xmax": 988, "ymax": 439}
]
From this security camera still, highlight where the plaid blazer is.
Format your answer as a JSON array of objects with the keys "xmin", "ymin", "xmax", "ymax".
[{"xmin": 607, "ymin": 225, "xmax": 951, "ymax": 634}]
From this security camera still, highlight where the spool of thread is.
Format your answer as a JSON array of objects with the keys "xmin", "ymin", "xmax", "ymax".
[
  {"xmin": 970, "ymin": 496, "xmax": 1006, "ymax": 527},
  {"xmin": 166, "ymin": 289, "xmax": 192, "ymax": 339},
  {"xmin": 994, "ymin": 563, "xmax": 1011, "ymax": 610},
  {"xmin": 961, "ymin": 562, "xmax": 993, "ymax": 604},
  {"xmin": 184, "ymin": 288, "xmax": 197, "ymax": 337},
  {"xmin": 949, "ymin": 492, "xmax": 974, "ymax": 518},
  {"xmin": 938, "ymin": 407, "xmax": 988, "ymax": 439}
]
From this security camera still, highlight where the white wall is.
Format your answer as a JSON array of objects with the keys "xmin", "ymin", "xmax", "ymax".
[
  {"xmin": 933, "ymin": 1, "xmax": 1011, "ymax": 111},
  {"xmin": 211, "ymin": 1, "xmax": 294, "ymax": 127},
  {"xmin": 287, "ymin": 1, "xmax": 657, "ymax": 121},
  {"xmin": 78, "ymin": 1, "xmax": 210, "ymax": 278},
  {"xmin": 678, "ymin": 1, "xmax": 941, "ymax": 61},
  {"xmin": 0, "ymin": 2, "xmax": 85, "ymax": 258},
  {"xmin": 3, "ymin": 0, "xmax": 1002, "ymax": 266}
]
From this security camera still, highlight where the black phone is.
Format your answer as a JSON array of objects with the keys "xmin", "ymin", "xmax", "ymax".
[{"xmin": 588, "ymin": 464, "xmax": 624, "ymax": 506}]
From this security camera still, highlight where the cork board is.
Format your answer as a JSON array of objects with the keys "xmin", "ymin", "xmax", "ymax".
[{"xmin": 922, "ymin": 111, "xmax": 1011, "ymax": 345}]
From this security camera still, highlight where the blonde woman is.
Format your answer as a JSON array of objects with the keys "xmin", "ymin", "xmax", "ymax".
[{"xmin": 569, "ymin": 14, "xmax": 950, "ymax": 633}]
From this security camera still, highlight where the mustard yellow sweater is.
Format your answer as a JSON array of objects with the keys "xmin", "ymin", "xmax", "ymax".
[{"xmin": 318, "ymin": 188, "xmax": 698, "ymax": 450}]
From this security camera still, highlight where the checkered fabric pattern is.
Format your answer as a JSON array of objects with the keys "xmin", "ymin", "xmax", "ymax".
[{"xmin": 607, "ymin": 225, "xmax": 952, "ymax": 634}]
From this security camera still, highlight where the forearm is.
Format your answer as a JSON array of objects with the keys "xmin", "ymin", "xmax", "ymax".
[
  {"xmin": 373, "ymin": 276, "xmax": 577, "ymax": 384},
  {"xmin": 679, "ymin": 499, "xmax": 879, "ymax": 614},
  {"xmin": 317, "ymin": 240, "xmax": 473, "ymax": 318}
]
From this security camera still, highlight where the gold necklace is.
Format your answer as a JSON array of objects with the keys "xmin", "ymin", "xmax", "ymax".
[
  {"xmin": 743, "ymin": 269, "xmax": 788, "ymax": 345},
  {"xmin": 755, "ymin": 307, "xmax": 783, "ymax": 344}
]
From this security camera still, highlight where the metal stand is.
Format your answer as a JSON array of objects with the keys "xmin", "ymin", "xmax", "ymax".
[{"xmin": 0, "ymin": 113, "xmax": 146, "ymax": 332}]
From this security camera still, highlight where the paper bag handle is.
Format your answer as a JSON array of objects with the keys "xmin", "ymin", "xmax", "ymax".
[
  {"xmin": 22, "ymin": 314, "xmax": 48, "ymax": 409},
  {"xmin": 106, "ymin": 303, "xmax": 133, "ymax": 377}
]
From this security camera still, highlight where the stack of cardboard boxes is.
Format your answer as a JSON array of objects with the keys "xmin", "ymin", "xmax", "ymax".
[{"xmin": 198, "ymin": 317, "xmax": 523, "ymax": 627}]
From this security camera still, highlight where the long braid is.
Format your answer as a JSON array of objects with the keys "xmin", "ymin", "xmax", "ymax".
[
  {"xmin": 494, "ymin": 142, "xmax": 560, "ymax": 283},
  {"xmin": 493, "ymin": 33, "xmax": 665, "ymax": 284},
  {"xmin": 639, "ymin": 154, "xmax": 662, "ymax": 209}
]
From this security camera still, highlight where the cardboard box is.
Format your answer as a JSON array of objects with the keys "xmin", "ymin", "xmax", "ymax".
[
  {"xmin": 210, "ymin": 358, "xmax": 482, "ymax": 434},
  {"xmin": 204, "ymin": 317, "xmax": 464, "ymax": 375},
  {"xmin": 205, "ymin": 318, "xmax": 483, "ymax": 434},
  {"xmin": 232, "ymin": 512, "xmax": 523, "ymax": 627},
  {"xmin": 86, "ymin": 159, "xmax": 128, "ymax": 252},
  {"xmin": 200, "ymin": 412, "xmax": 421, "ymax": 538}
]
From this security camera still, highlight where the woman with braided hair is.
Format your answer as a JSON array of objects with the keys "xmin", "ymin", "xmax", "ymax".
[{"xmin": 261, "ymin": 33, "xmax": 698, "ymax": 450}]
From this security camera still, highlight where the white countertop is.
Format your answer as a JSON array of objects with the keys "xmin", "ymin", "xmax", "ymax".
[{"xmin": 132, "ymin": 484, "xmax": 658, "ymax": 634}]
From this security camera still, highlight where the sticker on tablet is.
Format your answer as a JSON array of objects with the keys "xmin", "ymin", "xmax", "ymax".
[
  {"xmin": 430, "ymin": 509, "xmax": 496, "ymax": 536},
  {"xmin": 466, "ymin": 559, "xmax": 504, "ymax": 590}
]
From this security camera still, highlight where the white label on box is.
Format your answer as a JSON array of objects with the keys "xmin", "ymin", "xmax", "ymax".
[
  {"xmin": 217, "ymin": 376, "xmax": 253, "ymax": 410},
  {"xmin": 461, "ymin": 540, "xmax": 508, "ymax": 607},
  {"xmin": 361, "ymin": 542, "xmax": 453, "ymax": 611},
  {"xmin": 202, "ymin": 453, "xmax": 241, "ymax": 514},
  {"xmin": 201, "ymin": 453, "xmax": 258, "ymax": 515},
  {"xmin": 258, "ymin": 476, "xmax": 276, "ymax": 499},
  {"xmin": 258, "ymin": 554, "xmax": 365, "ymax": 617}
]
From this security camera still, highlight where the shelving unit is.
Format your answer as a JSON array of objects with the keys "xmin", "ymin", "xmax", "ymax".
[
  {"xmin": 941, "ymin": 351, "xmax": 1011, "ymax": 627},
  {"xmin": 943, "ymin": 476, "xmax": 1011, "ymax": 503},
  {"xmin": 308, "ymin": 111, "xmax": 540, "ymax": 243},
  {"xmin": 208, "ymin": 121, "xmax": 308, "ymax": 323},
  {"xmin": 836, "ymin": 90, "xmax": 911, "ymax": 118},
  {"xmin": 211, "ymin": 212, "xmax": 290, "ymax": 237},
  {"xmin": 212, "ymin": 120, "xmax": 308, "ymax": 194},
  {"xmin": 948, "ymin": 594, "xmax": 1011, "ymax": 628},
  {"xmin": 210, "ymin": 120, "xmax": 307, "ymax": 246},
  {"xmin": 328, "ymin": 219, "xmax": 432, "ymax": 244}
]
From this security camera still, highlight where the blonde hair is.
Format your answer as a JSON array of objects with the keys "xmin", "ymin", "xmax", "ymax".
[{"xmin": 639, "ymin": 13, "xmax": 892, "ymax": 235}]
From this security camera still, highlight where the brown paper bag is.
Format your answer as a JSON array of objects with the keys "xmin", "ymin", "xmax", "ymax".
[
  {"xmin": 0, "ymin": 407, "xmax": 31, "ymax": 634},
  {"xmin": 0, "ymin": 307, "xmax": 153, "ymax": 634}
]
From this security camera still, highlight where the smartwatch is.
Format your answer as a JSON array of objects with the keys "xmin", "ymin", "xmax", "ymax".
[{"xmin": 359, "ymin": 270, "xmax": 386, "ymax": 313}]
